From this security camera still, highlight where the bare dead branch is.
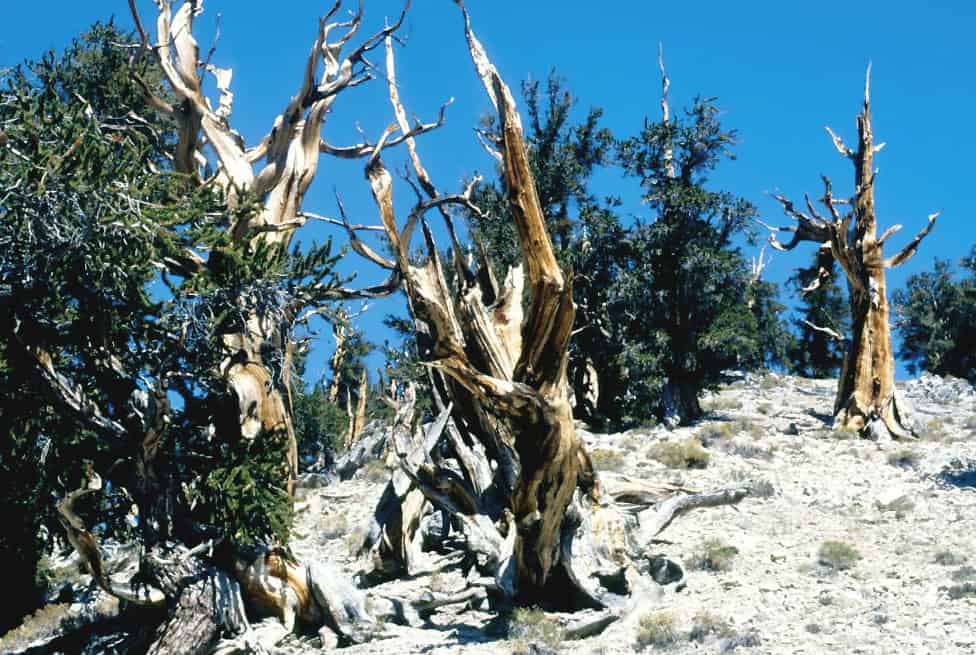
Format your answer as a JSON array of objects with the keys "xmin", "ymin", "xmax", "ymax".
[
  {"xmin": 318, "ymin": 100, "xmax": 449, "ymax": 159},
  {"xmin": 13, "ymin": 330, "xmax": 127, "ymax": 443},
  {"xmin": 639, "ymin": 487, "xmax": 749, "ymax": 542},
  {"xmin": 658, "ymin": 42, "xmax": 675, "ymax": 179},
  {"xmin": 884, "ymin": 212, "xmax": 939, "ymax": 268},
  {"xmin": 825, "ymin": 125, "xmax": 854, "ymax": 159},
  {"xmin": 299, "ymin": 211, "xmax": 386, "ymax": 232},
  {"xmin": 802, "ymin": 319, "xmax": 845, "ymax": 342},
  {"xmin": 876, "ymin": 223, "xmax": 902, "ymax": 247},
  {"xmin": 766, "ymin": 193, "xmax": 832, "ymax": 251},
  {"xmin": 58, "ymin": 484, "xmax": 166, "ymax": 607}
]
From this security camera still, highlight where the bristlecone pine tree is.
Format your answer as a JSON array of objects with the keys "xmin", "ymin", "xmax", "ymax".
[
  {"xmin": 357, "ymin": 1, "xmax": 748, "ymax": 615},
  {"xmin": 767, "ymin": 68, "xmax": 937, "ymax": 439}
]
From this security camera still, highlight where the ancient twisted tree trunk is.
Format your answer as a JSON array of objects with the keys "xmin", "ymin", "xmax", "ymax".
[
  {"xmin": 359, "ymin": 2, "xmax": 589, "ymax": 600},
  {"xmin": 768, "ymin": 67, "xmax": 937, "ymax": 439}
]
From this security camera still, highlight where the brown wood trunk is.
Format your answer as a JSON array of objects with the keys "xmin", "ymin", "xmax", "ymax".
[
  {"xmin": 511, "ymin": 396, "xmax": 582, "ymax": 594},
  {"xmin": 834, "ymin": 279, "xmax": 896, "ymax": 433}
]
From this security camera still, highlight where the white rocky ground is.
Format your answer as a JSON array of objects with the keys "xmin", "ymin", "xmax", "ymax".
[
  {"xmin": 5, "ymin": 373, "xmax": 974, "ymax": 654},
  {"xmin": 288, "ymin": 372, "xmax": 976, "ymax": 655}
]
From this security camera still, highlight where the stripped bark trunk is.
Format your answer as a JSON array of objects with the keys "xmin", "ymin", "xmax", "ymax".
[
  {"xmin": 767, "ymin": 67, "xmax": 937, "ymax": 439},
  {"xmin": 357, "ymin": 4, "xmax": 588, "ymax": 601},
  {"xmin": 345, "ymin": 369, "xmax": 369, "ymax": 448}
]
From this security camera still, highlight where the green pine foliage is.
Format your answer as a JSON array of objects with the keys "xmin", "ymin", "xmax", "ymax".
[
  {"xmin": 293, "ymin": 381, "xmax": 349, "ymax": 468},
  {"xmin": 788, "ymin": 249, "xmax": 850, "ymax": 378},
  {"xmin": 609, "ymin": 96, "xmax": 778, "ymax": 424},
  {"xmin": 0, "ymin": 22, "xmax": 351, "ymax": 621},
  {"xmin": 893, "ymin": 247, "xmax": 976, "ymax": 382}
]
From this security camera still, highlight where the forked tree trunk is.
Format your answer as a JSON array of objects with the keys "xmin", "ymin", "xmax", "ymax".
[
  {"xmin": 768, "ymin": 67, "xmax": 937, "ymax": 439},
  {"xmin": 365, "ymin": 4, "xmax": 586, "ymax": 598}
]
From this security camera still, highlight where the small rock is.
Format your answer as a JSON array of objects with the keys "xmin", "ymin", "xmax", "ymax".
[
  {"xmin": 875, "ymin": 488, "xmax": 914, "ymax": 513},
  {"xmin": 319, "ymin": 625, "xmax": 340, "ymax": 650}
]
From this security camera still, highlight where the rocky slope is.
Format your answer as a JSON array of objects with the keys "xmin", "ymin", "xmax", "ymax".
[
  {"xmin": 5, "ymin": 373, "xmax": 974, "ymax": 654},
  {"xmin": 289, "ymin": 372, "xmax": 976, "ymax": 654}
]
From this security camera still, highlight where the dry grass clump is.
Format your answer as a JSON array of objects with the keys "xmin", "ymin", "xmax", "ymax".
[
  {"xmin": 687, "ymin": 538, "xmax": 739, "ymax": 572},
  {"xmin": 758, "ymin": 375, "xmax": 779, "ymax": 391},
  {"xmin": 360, "ymin": 459, "xmax": 390, "ymax": 484},
  {"xmin": 817, "ymin": 540, "xmax": 860, "ymax": 571},
  {"xmin": 701, "ymin": 396, "xmax": 743, "ymax": 412},
  {"xmin": 821, "ymin": 427, "xmax": 858, "ymax": 440},
  {"xmin": 322, "ymin": 512, "xmax": 350, "ymax": 539},
  {"xmin": 720, "ymin": 630, "xmax": 761, "ymax": 653},
  {"xmin": 688, "ymin": 611, "xmax": 733, "ymax": 642},
  {"xmin": 728, "ymin": 471, "xmax": 776, "ymax": 498},
  {"xmin": 509, "ymin": 607, "xmax": 563, "ymax": 654},
  {"xmin": 589, "ymin": 448, "xmax": 626, "ymax": 471},
  {"xmin": 725, "ymin": 442, "xmax": 775, "ymax": 460},
  {"xmin": 887, "ymin": 448, "xmax": 921, "ymax": 469},
  {"xmin": 934, "ymin": 550, "xmax": 967, "ymax": 566},
  {"xmin": 648, "ymin": 438, "xmax": 710, "ymax": 469},
  {"xmin": 698, "ymin": 419, "xmax": 764, "ymax": 446},
  {"xmin": 636, "ymin": 611, "xmax": 678, "ymax": 650},
  {"xmin": 922, "ymin": 417, "xmax": 950, "ymax": 441}
]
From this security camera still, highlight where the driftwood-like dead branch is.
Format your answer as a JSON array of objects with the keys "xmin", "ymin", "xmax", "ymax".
[
  {"xmin": 638, "ymin": 487, "xmax": 750, "ymax": 543},
  {"xmin": 802, "ymin": 319, "xmax": 845, "ymax": 343},
  {"xmin": 57, "ymin": 484, "xmax": 167, "ymax": 607},
  {"xmin": 884, "ymin": 212, "xmax": 939, "ymax": 268}
]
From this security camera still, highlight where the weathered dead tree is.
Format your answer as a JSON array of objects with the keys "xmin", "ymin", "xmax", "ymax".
[
  {"xmin": 766, "ymin": 67, "xmax": 937, "ymax": 439},
  {"xmin": 355, "ymin": 2, "xmax": 750, "ymax": 623},
  {"xmin": 126, "ymin": 0, "xmax": 449, "ymax": 505}
]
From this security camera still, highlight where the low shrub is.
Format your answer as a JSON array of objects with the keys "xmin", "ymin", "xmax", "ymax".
[
  {"xmin": 687, "ymin": 538, "xmax": 739, "ymax": 572},
  {"xmin": 636, "ymin": 611, "xmax": 678, "ymax": 650},
  {"xmin": 689, "ymin": 611, "xmax": 733, "ymax": 642},
  {"xmin": 649, "ymin": 438, "xmax": 710, "ymax": 469},
  {"xmin": 509, "ymin": 607, "xmax": 563, "ymax": 654},
  {"xmin": 817, "ymin": 540, "xmax": 860, "ymax": 571}
]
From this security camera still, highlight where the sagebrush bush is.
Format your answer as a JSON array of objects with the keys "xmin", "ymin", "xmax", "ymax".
[
  {"xmin": 687, "ymin": 538, "xmax": 739, "ymax": 572},
  {"xmin": 649, "ymin": 438, "xmax": 710, "ymax": 469},
  {"xmin": 817, "ymin": 540, "xmax": 860, "ymax": 571},
  {"xmin": 636, "ymin": 611, "xmax": 678, "ymax": 650},
  {"xmin": 701, "ymin": 396, "xmax": 743, "ymax": 412},
  {"xmin": 589, "ymin": 448, "xmax": 626, "ymax": 471},
  {"xmin": 934, "ymin": 550, "xmax": 967, "ymax": 566},
  {"xmin": 887, "ymin": 449, "xmax": 921, "ymax": 469},
  {"xmin": 509, "ymin": 607, "xmax": 563, "ymax": 654},
  {"xmin": 689, "ymin": 611, "xmax": 732, "ymax": 642}
]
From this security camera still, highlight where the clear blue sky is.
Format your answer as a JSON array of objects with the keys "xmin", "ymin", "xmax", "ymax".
[{"xmin": 4, "ymin": 1, "xmax": 973, "ymax": 381}]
